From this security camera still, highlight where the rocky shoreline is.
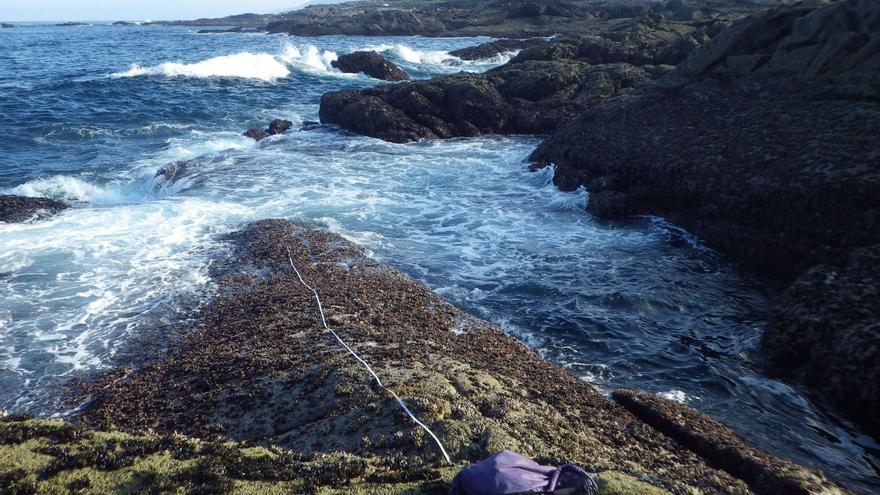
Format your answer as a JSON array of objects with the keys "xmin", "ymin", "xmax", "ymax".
[
  {"xmin": 0, "ymin": 195, "xmax": 68, "ymax": 223},
  {"xmin": 150, "ymin": 0, "xmax": 767, "ymax": 39},
  {"xmin": 0, "ymin": 219, "xmax": 848, "ymax": 494},
  {"xmin": 317, "ymin": 0, "xmax": 880, "ymax": 439}
]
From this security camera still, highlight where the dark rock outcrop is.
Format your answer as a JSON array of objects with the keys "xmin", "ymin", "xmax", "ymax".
[
  {"xmin": 613, "ymin": 390, "xmax": 851, "ymax": 495},
  {"xmin": 320, "ymin": 18, "xmax": 714, "ymax": 141},
  {"xmin": 264, "ymin": 0, "xmax": 761, "ymax": 38},
  {"xmin": 197, "ymin": 26, "xmax": 243, "ymax": 33},
  {"xmin": 1, "ymin": 23, "xmax": 15, "ymax": 28},
  {"xmin": 529, "ymin": 0, "xmax": 880, "ymax": 435},
  {"xmin": 762, "ymin": 245, "xmax": 880, "ymax": 438},
  {"xmin": 530, "ymin": 0, "xmax": 880, "ymax": 279},
  {"xmin": 243, "ymin": 118, "xmax": 293, "ymax": 141},
  {"xmin": 449, "ymin": 38, "xmax": 548, "ymax": 60},
  {"xmin": 112, "ymin": 21, "xmax": 133, "ymax": 26},
  {"xmin": 74, "ymin": 219, "xmax": 846, "ymax": 494},
  {"xmin": 0, "ymin": 195, "xmax": 68, "ymax": 223},
  {"xmin": 56, "ymin": 22, "xmax": 88, "ymax": 26},
  {"xmin": 331, "ymin": 51, "xmax": 410, "ymax": 81}
]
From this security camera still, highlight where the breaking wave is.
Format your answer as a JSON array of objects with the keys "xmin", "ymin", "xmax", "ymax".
[{"xmin": 112, "ymin": 52, "xmax": 291, "ymax": 81}]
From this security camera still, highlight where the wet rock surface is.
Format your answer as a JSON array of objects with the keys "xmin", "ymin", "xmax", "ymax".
[
  {"xmin": 762, "ymin": 245, "xmax": 880, "ymax": 439},
  {"xmin": 331, "ymin": 50, "xmax": 410, "ymax": 81},
  {"xmin": 243, "ymin": 118, "xmax": 293, "ymax": 141},
  {"xmin": 0, "ymin": 195, "xmax": 68, "ymax": 223},
  {"xmin": 448, "ymin": 38, "xmax": 548, "ymax": 60},
  {"xmin": 320, "ymin": 17, "xmax": 716, "ymax": 141},
  {"xmin": 530, "ymin": 0, "xmax": 880, "ymax": 436},
  {"xmin": 613, "ymin": 390, "xmax": 852, "ymax": 495},
  {"xmin": 531, "ymin": 0, "xmax": 880, "ymax": 278},
  {"xmin": 70, "ymin": 219, "xmax": 846, "ymax": 494}
]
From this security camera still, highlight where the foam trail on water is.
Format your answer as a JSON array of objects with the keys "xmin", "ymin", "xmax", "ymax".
[{"xmin": 112, "ymin": 52, "xmax": 290, "ymax": 81}]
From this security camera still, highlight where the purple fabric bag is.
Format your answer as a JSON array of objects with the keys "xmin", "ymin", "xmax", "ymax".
[{"xmin": 450, "ymin": 450, "xmax": 597, "ymax": 495}]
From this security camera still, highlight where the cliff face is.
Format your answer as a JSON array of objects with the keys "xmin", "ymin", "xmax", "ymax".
[{"xmin": 68, "ymin": 220, "xmax": 847, "ymax": 495}]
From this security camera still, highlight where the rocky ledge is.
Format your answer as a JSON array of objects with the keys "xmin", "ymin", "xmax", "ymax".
[
  {"xmin": 0, "ymin": 195, "xmax": 68, "ymax": 223},
  {"xmin": 332, "ymin": 51, "xmax": 410, "ymax": 81},
  {"xmin": 264, "ymin": 0, "xmax": 762, "ymax": 38},
  {"xmin": 762, "ymin": 245, "xmax": 880, "ymax": 438},
  {"xmin": 48, "ymin": 219, "xmax": 845, "ymax": 494},
  {"xmin": 529, "ymin": 0, "xmax": 880, "ymax": 435},
  {"xmin": 320, "ymin": 16, "xmax": 722, "ymax": 142}
]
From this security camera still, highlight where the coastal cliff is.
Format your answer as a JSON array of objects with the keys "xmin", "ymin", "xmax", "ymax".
[{"xmin": 0, "ymin": 219, "xmax": 845, "ymax": 494}]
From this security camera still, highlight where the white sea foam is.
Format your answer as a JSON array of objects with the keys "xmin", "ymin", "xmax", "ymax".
[
  {"xmin": 659, "ymin": 389, "xmax": 700, "ymax": 404},
  {"xmin": 7, "ymin": 176, "xmax": 127, "ymax": 204},
  {"xmin": 359, "ymin": 43, "xmax": 518, "ymax": 70},
  {"xmin": 112, "ymin": 52, "xmax": 291, "ymax": 81},
  {"xmin": 279, "ymin": 44, "xmax": 339, "ymax": 73},
  {"xmin": 362, "ymin": 43, "xmax": 457, "ymax": 66}
]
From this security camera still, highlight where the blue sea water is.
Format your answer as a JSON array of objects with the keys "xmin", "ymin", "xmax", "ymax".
[{"xmin": 0, "ymin": 23, "xmax": 877, "ymax": 492}]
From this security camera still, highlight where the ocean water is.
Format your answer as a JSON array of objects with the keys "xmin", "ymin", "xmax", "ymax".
[{"xmin": 0, "ymin": 23, "xmax": 877, "ymax": 492}]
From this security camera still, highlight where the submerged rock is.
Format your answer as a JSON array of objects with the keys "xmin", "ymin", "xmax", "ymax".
[
  {"xmin": 73, "ymin": 219, "xmax": 846, "ymax": 495},
  {"xmin": 0, "ymin": 195, "xmax": 68, "ymax": 223},
  {"xmin": 331, "ymin": 51, "xmax": 410, "ymax": 81},
  {"xmin": 762, "ymin": 245, "xmax": 880, "ymax": 439},
  {"xmin": 244, "ymin": 118, "xmax": 293, "ymax": 141}
]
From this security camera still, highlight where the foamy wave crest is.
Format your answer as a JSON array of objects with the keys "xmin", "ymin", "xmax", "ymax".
[
  {"xmin": 112, "ymin": 52, "xmax": 290, "ymax": 81},
  {"xmin": 471, "ymin": 50, "xmax": 520, "ymax": 65},
  {"xmin": 278, "ymin": 44, "xmax": 339, "ymax": 74},
  {"xmin": 7, "ymin": 176, "xmax": 126, "ymax": 204},
  {"xmin": 363, "ymin": 43, "xmax": 458, "ymax": 66}
]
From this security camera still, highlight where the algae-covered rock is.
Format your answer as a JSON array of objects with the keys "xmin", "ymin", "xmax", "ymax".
[
  {"xmin": 71, "ymin": 219, "xmax": 769, "ymax": 494},
  {"xmin": 0, "ymin": 414, "xmax": 678, "ymax": 494}
]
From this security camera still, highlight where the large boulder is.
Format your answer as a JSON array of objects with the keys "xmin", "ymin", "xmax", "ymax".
[
  {"xmin": 762, "ymin": 245, "xmax": 880, "ymax": 438},
  {"xmin": 321, "ymin": 74, "xmax": 515, "ymax": 141},
  {"xmin": 331, "ymin": 51, "xmax": 410, "ymax": 81},
  {"xmin": 0, "ymin": 195, "xmax": 68, "ymax": 223}
]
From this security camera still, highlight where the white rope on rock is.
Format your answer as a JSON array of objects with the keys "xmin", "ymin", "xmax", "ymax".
[{"xmin": 285, "ymin": 246, "xmax": 452, "ymax": 464}]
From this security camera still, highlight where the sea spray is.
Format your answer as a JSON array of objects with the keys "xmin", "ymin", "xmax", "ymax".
[{"xmin": 112, "ymin": 52, "xmax": 290, "ymax": 81}]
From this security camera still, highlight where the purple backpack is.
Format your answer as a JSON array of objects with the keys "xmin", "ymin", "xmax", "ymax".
[{"xmin": 450, "ymin": 450, "xmax": 599, "ymax": 495}]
